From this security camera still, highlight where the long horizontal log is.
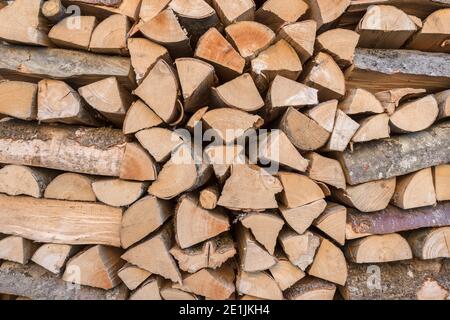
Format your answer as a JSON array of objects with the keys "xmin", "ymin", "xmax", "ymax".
[
  {"xmin": 0, "ymin": 44, "xmax": 135, "ymax": 89},
  {"xmin": 346, "ymin": 48, "xmax": 450, "ymax": 92},
  {"xmin": 342, "ymin": 259, "xmax": 450, "ymax": 300},
  {"xmin": 0, "ymin": 194, "xmax": 122, "ymax": 247},
  {"xmin": 0, "ymin": 262, "xmax": 128, "ymax": 300},
  {"xmin": 337, "ymin": 121, "xmax": 450, "ymax": 185}
]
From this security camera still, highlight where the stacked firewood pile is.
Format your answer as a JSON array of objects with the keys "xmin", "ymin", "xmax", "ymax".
[{"xmin": 0, "ymin": 0, "xmax": 449, "ymax": 300}]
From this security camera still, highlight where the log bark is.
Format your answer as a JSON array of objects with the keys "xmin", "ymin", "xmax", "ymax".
[{"xmin": 284, "ymin": 277, "xmax": 336, "ymax": 300}]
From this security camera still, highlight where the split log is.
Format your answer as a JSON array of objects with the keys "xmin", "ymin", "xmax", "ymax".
[
  {"xmin": 375, "ymin": 88, "xmax": 426, "ymax": 115},
  {"xmin": 407, "ymin": 227, "xmax": 450, "ymax": 259},
  {"xmin": 42, "ymin": 0, "xmax": 67, "ymax": 23},
  {"xmin": 0, "ymin": 261, "xmax": 128, "ymax": 300},
  {"xmin": 236, "ymin": 271, "xmax": 283, "ymax": 300},
  {"xmin": 203, "ymin": 144, "xmax": 245, "ymax": 183},
  {"xmin": 277, "ymin": 21, "xmax": 316, "ymax": 66},
  {"xmin": 139, "ymin": 0, "xmax": 171, "ymax": 22},
  {"xmin": 79, "ymin": 76, "xmax": 133, "ymax": 127},
  {"xmin": 225, "ymin": 21, "xmax": 275, "ymax": 61},
  {"xmin": 251, "ymin": 39, "xmax": 302, "ymax": 92},
  {"xmin": 315, "ymin": 28, "xmax": 360, "ymax": 68},
  {"xmin": 308, "ymin": 0, "xmax": 350, "ymax": 31},
  {"xmin": 122, "ymin": 100, "xmax": 162, "ymax": 135},
  {"xmin": 0, "ymin": 44, "xmax": 135, "ymax": 89},
  {"xmin": 0, "ymin": 165, "xmax": 54, "ymax": 198},
  {"xmin": 255, "ymin": 0, "xmax": 308, "ymax": 31},
  {"xmin": 48, "ymin": 16, "xmax": 97, "ymax": 50},
  {"xmin": 356, "ymin": 5, "xmax": 417, "ymax": 49},
  {"xmin": 0, "ymin": 236, "xmax": 38, "ymax": 265},
  {"xmin": 199, "ymin": 185, "xmax": 219, "ymax": 210},
  {"xmin": 342, "ymin": 259, "xmax": 450, "ymax": 300},
  {"xmin": 323, "ymin": 109, "xmax": 360, "ymax": 152},
  {"xmin": 218, "ymin": 164, "xmax": 282, "ymax": 211},
  {"xmin": 352, "ymin": 113, "xmax": 390, "ymax": 143},
  {"xmin": 37, "ymin": 79, "xmax": 100, "ymax": 126},
  {"xmin": 279, "ymin": 229, "xmax": 320, "ymax": 271},
  {"xmin": 195, "ymin": 27, "xmax": 245, "ymax": 81},
  {"xmin": 129, "ymin": 276, "xmax": 163, "ymax": 300},
  {"xmin": 278, "ymin": 172, "xmax": 325, "ymax": 208},
  {"xmin": 175, "ymin": 58, "xmax": 215, "ymax": 112},
  {"xmin": 0, "ymin": 80, "xmax": 37, "ymax": 120},
  {"xmin": 391, "ymin": 168, "xmax": 436, "ymax": 209},
  {"xmin": 305, "ymin": 152, "xmax": 346, "ymax": 189},
  {"xmin": 121, "ymin": 222, "xmax": 182, "ymax": 283},
  {"xmin": 136, "ymin": 128, "xmax": 183, "ymax": 162},
  {"xmin": 44, "ymin": 173, "xmax": 96, "ymax": 202},
  {"xmin": 346, "ymin": 48, "xmax": 450, "ymax": 92},
  {"xmin": 92, "ymin": 179, "xmax": 147, "ymax": 207},
  {"xmin": 345, "ymin": 233, "xmax": 413, "ymax": 263},
  {"xmin": 305, "ymin": 99, "xmax": 337, "ymax": 133},
  {"xmin": 211, "ymin": 0, "xmax": 255, "ymax": 26},
  {"xmin": 160, "ymin": 282, "xmax": 198, "ymax": 300},
  {"xmin": 31, "ymin": 244, "xmax": 79, "ymax": 274},
  {"xmin": 62, "ymin": 245, "xmax": 124, "ymax": 290},
  {"xmin": 332, "ymin": 178, "xmax": 396, "ymax": 212},
  {"xmin": 435, "ymin": 89, "xmax": 450, "ymax": 119},
  {"xmin": 280, "ymin": 199, "xmax": 327, "ymax": 235},
  {"xmin": 240, "ymin": 212, "xmax": 284, "ymax": 255},
  {"xmin": 0, "ymin": 193, "xmax": 122, "ymax": 246},
  {"xmin": 269, "ymin": 253, "xmax": 305, "ymax": 291},
  {"xmin": 338, "ymin": 88, "xmax": 384, "ymax": 115},
  {"xmin": 0, "ymin": 0, "xmax": 50, "ymax": 46},
  {"xmin": 284, "ymin": 277, "xmax": 336, "ymax": 300},
  {"xmin": 337, "ymin": 121, "xmax": 450, "ymax": 185},
  {"xmin": 278, "ymin": 107, "xmax": 330, "ymax": 151},
  {"xmin": 211, "ymin": 73, "xmax": 264, "ymax": 112},
  {"xmin": 63, "ymin": 0, "xmax": 141, "ymax": 20},
  {"xmin": 121, "ymin": 195, "xmax": 172, "ymax": 249},
  {"xmin": 313, "ymin": 203, "xmax": 347, "ymax": 246},
  {"xmin": 434, "ymin": 164, "xmax": 450, "ymax": 201}
]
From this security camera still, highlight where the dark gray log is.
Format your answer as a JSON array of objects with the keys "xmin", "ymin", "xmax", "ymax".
[{"xmin": 337, "ymin": 121, "xmax": 450, "ymax": 185}]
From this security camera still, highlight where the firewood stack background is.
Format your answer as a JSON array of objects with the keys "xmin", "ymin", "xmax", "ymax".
[{"xmin": 0, "ymin": 0, "xmax": 449, "ymax": 301}]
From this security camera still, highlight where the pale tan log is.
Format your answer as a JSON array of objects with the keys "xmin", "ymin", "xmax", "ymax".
[
  {"xmin": 139, "ymin": 9, "xmax": 192, "ymax": 57},
  {"xmin": 0, "ymin": 194, "xmax": 122, "ymax": 247},
  {"xmin": 122, "ymin": 100, "xmax": 162, "ymax": 135},
  {"xmin": 280, "ymin": 199, "xmax": 327, "ymax": 235},
  {"xmin": 31, "ymin": 244, "xmax": 79, "ymax": 274},
  {"xmin": 389, "ymin": 95, "xmax": 439, "ymax": 133},
  {"xmin": 278, "ymin": 107, "xmax": 330, "ymax": 151},
  {"xmin": 305, "ymin": 99, "xmax": 337, "ymax": 133},
  {"xmin": 308, "ymin": 238, "xmax": 347, "ymax": 286},
  {"xmin": 251, "ymin": 39, "xmax": 302, "ymax": 91},
  {"xmin": 352, "ymin": 113, "xmax": 390, "ymax": 143},
  {"xmin": 305, "ymin": 152, "xmax": 346, "ymax": 189},
  {"xmin": 356, "ymin": 5, "xmax": 417, "ymax": 49},
  {"xmin": 434, "ymin": 164, "xmax": 450, "ymax": 201},
  {"xmin": 0, "ymin": 80, "xmax": 37, "ymax": 120},
  {"xmin": 338, "ymin": 88, "xmax": 384, "ymax": 115},
  {"xmin": 258, "ymin": 130, "xmax": 309, "ymax": 173},
  {"xmin": 128, "ymin": 38, "xmax": 172, "ymax": 84},
  {"xmin": 139, "ymin": 0, "xmax": 171, "ymax": 22},
  {"xmin": 269, "ymin": 253, "xmax": 305, "ymax": 291},
  {"xmin": 313, "ymin": 203, "xmax": 347, "ymax": 246},
  {"xmin": 89, "ymin": 14, "xmax": 130, "ymax": 54},
  {"xmin": 0, "ymin": 0, "xmax": 50, "ymax": 46},
  {"xmin": 302, "ymin": 52, "xmax": 346, "ymax": 101},
  {"xmin": 284, "ymin": 277, "xmax": 336, "ymax": 300},
  {"xmin": 203, "ymin": 144, "xmax": 245, "ymax": 183},
  {"xmin": 241, "ymin": 212, "xmax": 284, "ymax": 255},
  {"xmin": 264, "ymin": 75, "xmax": 318, "ymax": 122},
  {"xmin": 435, "ymin": 89, "xmax": 450, "ymax": 119},
  {"xmin": 62, "ymin": 245, "xmax": 124, "ymax": 290},
  {"xmin": 78, "ymin": 76, "xmax": 133, "ymax": 126},
  {"xmin": 42, "ymin": 0, "xmax": 67, "ymax": 23},
  {"xmin": 255, "ymin": 0, "xmax": 308, "ymax": 31},
  {"xmin": 195, "ymin": 27, "xmax": 245, "ymax": 81},
  {"xmin": 279, "ymin": 229, "xmax": 320, "ymax": 271},
  {"xmin": 211, "ymin": 73, "xmax": 264, "ymax": 112},
  {"xmin": 375, "ymin": 88, "xmax": 426, "ymax": 115},
  {"xmin": 49, "ymin": 16, "xmax": 97, "ymax": 50},
  {"xmin": 129, "ymin": 276, "xmax": 163, "ymax": 300},
  {"xmin": 0, "ymin": 165, "xmax": 54, "ymax": 198},
  {"xmin": 277, "ymin": 20, "xmax": 316, "ymax": 63},
  {"xmin": 175, "ymin": 58, "xmax": 215, "ymax": 112},
  {"xmin": 119, "ymin": 142, "xmax": 158, "ymax": 181},
  {"xmin": 323, "ymin": 109, "xmax": 360, "ymax": 152},
  {"xmin": 121, "ymin": 195, "xmax": 172, "ymax": 249},
  {"xmin": 278, "ymin": 172, "xmax": 325, "ymax": 208},
  {"xmin": 315, "ymin": 28, "xmax": 360, "ymax": 68},
  {"xmin": 160, "ymin": 282, "xmax": 198, "ymax": 300},
  {"xmin": 63, "ymin": 0, "xmax": 141, "ymax": 21},
  {"xmin": 136, "ymin": 127, "xmax": 183, "ymax": 163},
  {"xmin": 236, "ymin": 271, "xmax": 283, "ymax": 300},
  {"xmin": 121, "ymin": 222, "xmax": 182, "ymax": 283},
  {"xmin": 218, "ymin": 164, "xmax": 282, "ymax": 211},
  {"xmin": 406, "ymin": 8, "xmax": 450, "ymax": 53},
  {"xmin": 37, "ymin": 79, "xmax": 100, "ymax": 126},
  {"xmin": 391, "ymin": 168, "xmax": 436, "ymax": 209},
  {"xmin": 199, "ymin": 185, "xmax": 219, "ymax": 210},
  {"xmin": 332, "ymin": 178, "xmax": 396, "ymax": 212},
  {"xmin": 92, "ymin": 178, "xmax": 146, "ymax": 207},
  {"xmin": 225, "ymin": 21, "xmax": 275, "ymax": 61},
  {"xmin": 211, "ymin": 0, "xmax": 255, "ymax": 26},
  {"xmin": 134, "ymin": 59, "xmax": 180, "ymax": 124},
  {"xmin": 308, "ymin": 0, "xmax": 350, "ymax": 30},
  {"xmin": 407, "ymin": 227, "xmax": 450, "ymax": 259},
  {"xmin": 345, "ymin": 233, "xmax": 413, "ymax": 263},
  {"xmin": 0, "ymin": 236, "xmax": 38, "ymax": 265}
]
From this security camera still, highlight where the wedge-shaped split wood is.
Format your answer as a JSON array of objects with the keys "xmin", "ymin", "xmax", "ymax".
[
  {"xmin": 160, "ymin": 282, "xmax": 198, "ymax": 300},
  {"xmin": 375, "ymin": 88, "xmax": 426, "ymax": 115},
  {"xmin": 136, "ymin": 127, "xmax": 183, "ymax": 162},
  {"xmin": 305, "ymin": 152, "xmax": 346, "ymax": 189},
  {"xmin": 89, "ymin": 14, "xmax": 130, "ymax": 54},
  {"xmin": 407, "ymin": 227, "xmax": 450, "ymax": 260},
  {"xmin": 0, "ymin": 165, "xmax": 54, "ymax": 198},
  {"xmin": 278, "ymin": 20, "xmax": 316, "ymax": 63},
  {"xmin": 280, "ymin": 199, "xmax": 327, "ymax": 235},
  {"xmin": 352, "ymin": 113, "xmax": 390, "ymax": 143},
  {"xmin": 279, "ymin": 229, "xmax": 320, "ymax": 271},
  {"xmin": 434, "ymin": 164, "xmax": 450, "ymax": 201},
  {"xmin": 255, "ymin": 0, "xmax": 308, "ymax": 31},
  {"xmin": 236, "ymin": 271, "xmax": 283, "ymax": 300},
  {"xmin": 338, "ymin": 88, "xmax": 384, "ymax": 115},
  {"xmin": 345, "ymin": 234, "xmax": 413, "ymax": 263},
  {"xmin": 123, "ymin": 100, "xmax": 163, "ymax": 135},
  {"xmin": 0, "ymin": 236, "xmax": 38, "ymax": 265},
  {"xmin": 323, "ymin": 109, "xmax": 360, "ymax": 152},
  {"xmin": 203, "ymin": 144, "xmax": 245, "ymax": 183},
  {"xmin": 129, "ymin": 276, "xmax": 163, "ymax": 300},
  {"xmin": 241, "ymin": 212, "xmax": 284, "ymax": 255},
  {"xmin": 284, "ymin": 277, "xmax": 336, "ymax": 300},
  {"xmin": 315, "ymin": 28, "xmax": 360, "ymax": 68},
  {"xmin": 278, "ymin": 172, "xmax": 325, "ymax": 208},
  {"xmin": 139, "ymin": 0, "xmax": 171, "ymax": 22},
  {"xmin": 121, "ymin": 195, "xmax": 172, "ymax": 249},
  {"xmin": 92, "ymin": 178, "xmax": 147, "ymax": 207},
  {"xmin": 313, "ymin": 203, "xmax": 347, "ymax": 246},
  {"xmin": 64, "ymin": 0, "xmax": 142, "ymax": 21},
  {"xmin": 42, "ymin": 0, "xmax": 67, "ymax": 23},
  {"xmin": 199, "ymin": 185, "xmax": 220, "ymax": 210},
  {"xmin": 49, "ymin": 16, "xmax": 98, "ymax": 50},
  {"xmin": 119, "ymin": 142, "xmax": 158, "ymax": 181},
  {"xmin": 305, "ymin": 99, "xmax": 337, "ymax": 133},
  {"xmin": 62, "ymin": 245, "xmax": 124, "ymax": 290},
  {"xmin": 308, "ymin": 0, "xmax": 350, "ymax": 31},
  {"xmin": 0, "ymin": 80, "xmax": 37, "ymax": 120},
  {"xmin": 211, "ymin": 0, "xmax": 255, "ymax": 26},
  {"xmin": 31, "ymin": 244, "xmax": 79, "ymax": 274},
  {"xmin": 269, "ymin": 253, "xmax": 305, "ymax": 291}
]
